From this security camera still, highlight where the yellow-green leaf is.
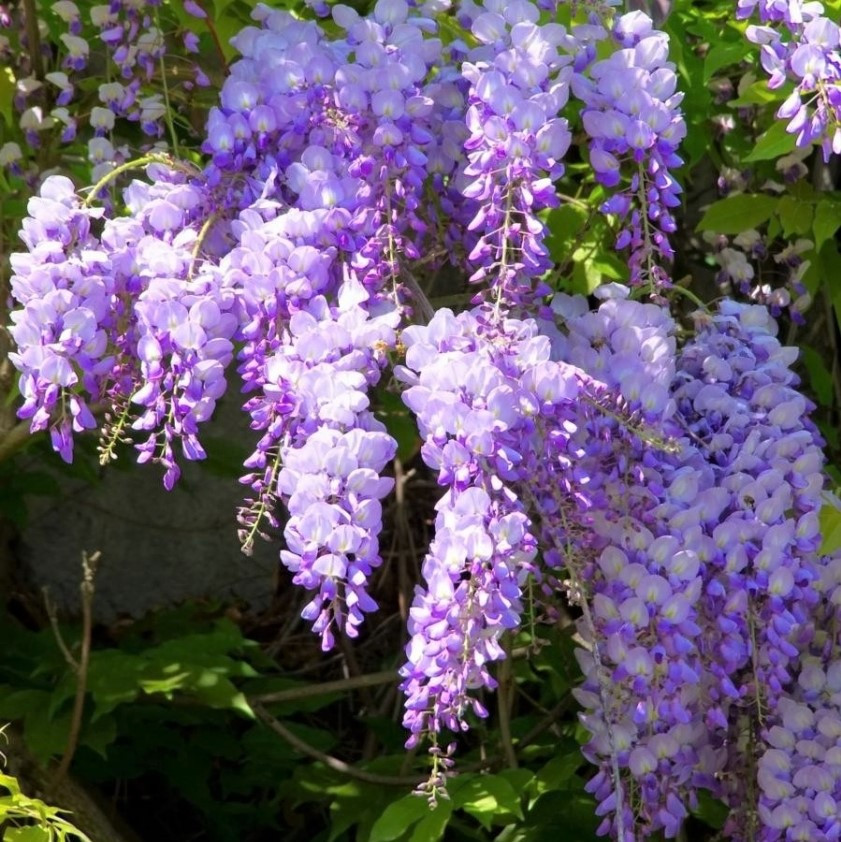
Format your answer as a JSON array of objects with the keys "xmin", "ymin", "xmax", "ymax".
[
  {"xmin": 777, "ymin": 196, "xmax": 813, "ymax": 237},
  {"xmin": 744, "ymin": 121, "xmax": 798, "ymax": 162},
  {"xmin": 820, "ymin": 500, "xmax": 841, "ymax": 556},
  {"xmin": 813, "ymin": 200, "xmax": 841, "ymax": 248},
  {"xmin": 0, "ymin": 66, "xmax": 15, "ymax": 126},
  {"xmin": 697, "ymin": 194, "xmax": 778, "ymax": 234}
]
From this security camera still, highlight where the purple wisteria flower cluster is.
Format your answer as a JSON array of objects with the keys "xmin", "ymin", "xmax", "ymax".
[
  {"xmin": 458, "ymin": 0, "xmax": 573, "ymax": 309},
  {"xmin": 5, "ymin": 1, "xmax": 841, "ymax": 840},
  {"xmin": 574, "ymin": 11, "xmax": 686, "ymax": 287},
  {"xmin": 705, "ymin": 230, "xmax": 813, "ymax": 325},
  {"xmin": 530, "ymin": 295, "xmax": 840, "ymax": 840},
  {"xmin": 741, "ymin": 0, "xmax": 841, "ymax": 158},
  {"xmin": 3, "ymin": 0, "xmax": 210, "ymax": 183}
]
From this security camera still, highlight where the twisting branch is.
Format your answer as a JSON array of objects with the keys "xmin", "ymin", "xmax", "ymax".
[
  {"xmin": 0, "ymin": 420, "xmax": 34, "ymax": 465},
  {"xmin": 43, "ymin": 588, "xmax": 79, "ymax": 671},
  {"xmin": 252, "ymin": 702, "xmax": 425, "ymax": 787},
  {"xmin": 497, "ymin": 637, "xmax": 518, "ymax": 770},
  {"xmin": 50, "ymin": 551, "xmax": 101, "ymax": 792},
  {"xmin": 21, "ymin": 0, "xmax": 44, "ymax": 80},
  {"xmin": 249, "ymin": 670, "xmax": 396, "ymax": 705}
]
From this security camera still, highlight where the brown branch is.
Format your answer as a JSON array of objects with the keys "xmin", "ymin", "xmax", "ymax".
[
  {"xmin": 0, "ymin": 419, "xmax": 35, "ymax": 465},
  {"xmin": 21, "ymin": 0, "xmax": 44, "ymax": 80},
  {"xmin": 518, "ymin": 699, "xmax": 571, "ymax": 751},
  {"xmin": 496, "ymin": 641, "xmax": 518, "ymax": 770},
  {"xmin": 252, "ymin": 702, "xmax": 424, "ymax": 787},
  {"xmin": 191, "ymin": 0, "xmax": 229, "ymax": 73},
  {"xmin": 43, "ymin": 587, "xmax": 79, "ymax": 672},
  {"xmin": 50, "ymin": 551, "xmax": 101, "ymax": 792},
  {"xmin": 250, "ymin": 670, "xmax": 396, "ymax": 705}
]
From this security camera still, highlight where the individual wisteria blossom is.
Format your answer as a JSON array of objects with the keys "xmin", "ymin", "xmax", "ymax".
[
  {"xmin": 742, "ymin": 1, "xmax": 841, "ymax": 158},
  {"xmin": 575, "ymin": 11, "xmax": 686, "ymax": 287},
  {"xmin": 52, "ymin": 1, "xmax": 82, "ymax": 35},
  {"xmin": 0, "ymin": 141, "xmax": 23, "ymax": 172}
]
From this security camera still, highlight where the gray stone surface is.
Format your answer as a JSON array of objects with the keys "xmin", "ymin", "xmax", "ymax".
[{"xmin": 18, "ymin": 396, "xmax": 278, "ymax": 620}]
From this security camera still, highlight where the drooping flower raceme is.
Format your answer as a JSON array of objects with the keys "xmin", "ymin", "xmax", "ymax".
[
  {"xmin": 397, "ymin": 308, "xmax": 541, "ymax": 749},
  {"xmin": 8, "ymin": 176, "xmax": 107, "ymax": 461},
  {"xmin": 671, "ymin": 302, "xmax": 829, "ymax": 839},
  {"xmin": 114, "ymin": 164, "xmax": 239, "ymax": 488},
  {"xmin": 244, "ymin": 289, "xmax": 399, "ymax": 648},
  {"xmin": 459, "ymin": 0, "xmax": 573, "ymax": 311},
  {"xmin": 396, "ymin": 307, "xmax": 599, "ymax": 754},
  {"xmin": 574, "ymin": 11, "xmax": 686, "ymax": 288},
  {"xmin": 534, "ymin": 292, "xmax": 712, "ymax": 840}
]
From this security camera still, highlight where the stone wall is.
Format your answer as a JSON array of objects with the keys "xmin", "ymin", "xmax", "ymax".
[{"xmin": 16, "ymin": 396, "xmax": 277, "ymax": 620}]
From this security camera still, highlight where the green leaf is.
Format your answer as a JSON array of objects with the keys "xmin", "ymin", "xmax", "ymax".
[
  {"xmin": 776, "ymin": 196, "xmax": 813, "ymax": 237},
  {"xmin": 23, "ymin": 701, "xmax": 73, "ymax": 762},
  {"xmin": 744, "ymin": 120, "xmax": 798, "ymax": 162},
  {"xmin": 800, "ymin": 347, "xmax": 834, "ymax": 407},
  {"xmin": 5, "ymin": 827, "xmax": 52, "ymax": 842},
  {"xmin": 522, "ymin": 790, "xmax": 598, "ymax": 841},
  {"xmin": 0, "ymin": 66, "xmax": 14, "ymax": 126},
  {"xmin": 703, "ymin": 41, "xmax": 749, "ymax": 82},
  {"xmin": 375, "ymin": 390, "xmax": 420, "ymax": 464},
  {"xmin": 327, "ymin": 788, "xmax": 387, "ymax": 842},
  {"xmin": 369, "ymin": 794, "xmax": 430, "ymax": 842},
  {"xmin": 0, "ymin": 690, "xmax": 51, "ymax": 720},
  {"xmin": 453, "ymin": 774, "xmax": 524, "ymax": 829},
  {"xmin": 534, "ymin": 749, "xmax": 584, "ymax": 794},
  {"xmin": 86, "ymin": 651, "xmax": 143, "ymax": 720},
  {"xmin": 692, "ymin": 789, "xmax": 729, "ymax": 830},
  {"xmin": 813, "ymin": 199, "xmax": 841, "ymax": 248},
  {"xmin": 211, "ymin": 0, "xmax": 240, "ymax": 16},
  {"xmin": 820, "ymin": 500, "xmax": 841, "ymax": 556},
  {"xmin": 729, "ymin": 79, "xmax": 783, "ymax": 107},
  {"xmin": 0, "ymin": 773, "xmax": 22, "ymax": 796},
  {"xmin": 696, "ymin": 194, "xmax": 778, "ymax": 234},
  {"xmin": 80, "ymin": 714, "xmax": 118, "ymax": 759},
  {"xmin": 407, "ymin": 801, "xmax": 452, "ymax": 842},
  {"xmin": 497, "ymin": 768, "xmax": 535, "ymax": 795},
  {"xmin": 545, "ymin": 204, "xmax": 588, "ymax": 263}
]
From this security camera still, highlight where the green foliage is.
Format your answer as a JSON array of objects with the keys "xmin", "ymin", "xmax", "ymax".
[
  {"xmin": 820, "ymin": 498, "xmax": 841, "ymax": 556},
  {"xmin": 696, "ymin": 194, "xmax": 780, "ymax": 235},
  {"xmin": 744, "ymin": 121, "xmax": 798, "ymax": 162},
  {"xmin": 0, "ymin": 769, "xmax": 91, "ymax": 842},
  {"xmin": 0, "ymin": 609, "xmax": 259, "ymax": 762}
]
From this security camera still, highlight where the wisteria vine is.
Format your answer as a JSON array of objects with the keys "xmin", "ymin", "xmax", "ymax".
[{"xmin": 5, "ymin": 0, "xmax": 841, "ymax": 840}]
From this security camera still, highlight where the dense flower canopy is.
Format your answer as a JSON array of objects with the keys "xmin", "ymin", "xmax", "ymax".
[{"xmin": 5, "ymin": 0, "xmax": 841, "ymax": 840}]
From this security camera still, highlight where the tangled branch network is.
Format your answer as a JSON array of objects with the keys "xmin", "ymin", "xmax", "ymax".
[{"xmin": 6, "ymin": 0, "xmax": 841, "ymax": 838}]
